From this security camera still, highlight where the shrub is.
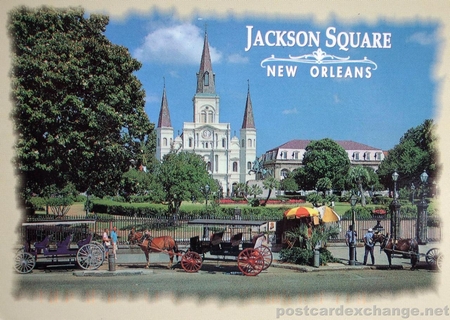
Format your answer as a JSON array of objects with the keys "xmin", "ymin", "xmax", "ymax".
[
  {"xmin": 279, "ymin": 247, "xmax": 313, "ymax": 265},
  {"xmin": 279, "ymin": 247, "xmax": 338, "ymax": 266}
]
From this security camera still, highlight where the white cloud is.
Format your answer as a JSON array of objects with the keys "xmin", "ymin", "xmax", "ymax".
[
  {"xmin": 227, "ymin": 53, "xmax": 249, "ymax": 64},
  {"xmin": 133, "ymin": 23, "xmax": 222, "ymax": 65},
  {"xmin": 407, "ymin": 31, "xmax": 436, "ymax": 46},
  {"xmin": 282, "ymin": 108, "xmax": 298, "ymax": 115}
]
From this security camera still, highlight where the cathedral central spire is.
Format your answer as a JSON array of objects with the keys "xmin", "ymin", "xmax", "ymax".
[
  {"xmin": 196, "ymin": 31, "xmax": 216, "ymax": 94},
  {"xmin": 157, "ymin": 81, "xmax": 172, "ymax": 128},
  {"xmin": 241, "ymin": 80, "xmax": 256, "ymax": 129}
]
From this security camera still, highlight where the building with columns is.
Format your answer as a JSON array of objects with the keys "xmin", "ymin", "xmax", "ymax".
[
  {"xmin": 156, "ymin": 31, "xmax": 257, "ymax": 197},
  {"xmin": 261, "ymin": 139, "xmax": 385, "ymax": 180}
]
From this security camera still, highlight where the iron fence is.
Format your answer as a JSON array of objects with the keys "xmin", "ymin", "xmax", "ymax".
[{"xmin": 19, "ymin": 215, "xmax": 441, "ymax": 246}]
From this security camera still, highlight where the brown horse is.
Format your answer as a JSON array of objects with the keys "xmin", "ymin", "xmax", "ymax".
[
  {"xmin": 128, "ymin": 230, "xmax": 179, "ymax": 269},
  {"xmin": 372, "ymin": 233, "xmax": 419, "ymax": 269}
]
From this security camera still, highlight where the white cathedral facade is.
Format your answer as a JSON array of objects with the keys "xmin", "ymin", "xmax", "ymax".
[{"xmin": 155, "ymin": 32, "xmax": 257, "ymax": 197}]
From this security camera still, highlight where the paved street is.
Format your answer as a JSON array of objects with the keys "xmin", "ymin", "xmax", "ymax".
[{"xmin": 12, "ymin": 242, "xmax": 440, "ymax": 302}]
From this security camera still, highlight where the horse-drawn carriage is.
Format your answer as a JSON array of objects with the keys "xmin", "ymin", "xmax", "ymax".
[
  {"xmin": 128, "ymin": 219, "xmax": 273, "ymax": 276},
  {"xmin": 14, "ymin": 219, "xmax": 105, "ymax": 274},
  {"xmin": 181, "ymin": 219, "xmax": 273, "ymax": 276},
  {"xmin": 372, "ymin": 232, "xmax": 442, "ymax": 270}
]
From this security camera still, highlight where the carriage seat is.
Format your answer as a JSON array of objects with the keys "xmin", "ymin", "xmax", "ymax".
[
  {"xmin": 210, "ymin": 232, "xmax": 224, "ymax": 246},
  {"xmin": 230, "ymin": 233, "xmax": 243, "ymax": 247},
  {"xmin": 33, "ymin": 235, "xmax": 51, "ymax": 253},
  {"xmin": 55, "ymin": 234, "xmax": 73, "ymax": 250},
  {"xmin": 73, "ymin": 233, "xmax": 92, "ymax": 249}
]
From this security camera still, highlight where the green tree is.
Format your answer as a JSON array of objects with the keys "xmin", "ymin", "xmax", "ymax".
[
  {"xmin": 346, "ymin": 165, "xmax": 372, "ymax": 206},
  {"xmin": 316, "ymin": 177, "xmax": 332, "ymax": 194},
  {"xmin": 9, "ymin": 6, "xmax": 155, "ymax": 202},
  {"xmin": 280, "ymin": 176, "xmax": 298, "ymax": 192},
  {"xmin": 262, "ymin": 176, "xmax": 281, "ymax": 205},
  {"xmin": 377, "ymin": 119, "xmax": 439, "ymax": 190},
  {"xmin": 293, "ymin": 138, "xmax": 350, "ymax": 191},
  {"xmin": 153, "ymin": 151, "xmax": 211, "ymax": 215},
  {"xmin": 246, "ymin": 183, "xmax": 263, "ymax": 207}
]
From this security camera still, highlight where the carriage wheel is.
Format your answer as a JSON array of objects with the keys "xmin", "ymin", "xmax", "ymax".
[
  {"xmin": 256, "ymin": 245, "xmax": 273, "ymax": 270},
  {"xmin": 77, "ymin": 243, "xmax": 104, "ymax": 270},
  {"xmin": 237, "ymin": 248, "xmax": 264, "ymax": 276},
  {"xmin": 181, "ymin": 251, "xmax": 203, "ymax": 273},
  {"xmin": 426, "ymin": 248, "xmax": 442, "ymax": 270},
  {"xmin": 14, "ymin": 251, "xmax": 36, "ymax": 274},
  {"xmin": 91, "ymin": 241, "xmax": 106, "ymax": 253}
]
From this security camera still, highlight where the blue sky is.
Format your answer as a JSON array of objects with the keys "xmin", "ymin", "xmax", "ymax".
[{"xmin": 104, "ymin": 12, "xmax": 439, "ymax": 155}]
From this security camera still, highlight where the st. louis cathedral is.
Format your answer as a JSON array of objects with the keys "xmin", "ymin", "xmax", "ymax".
[{"xmin": 155, "ymin": 31, "xmax": 257, "ymax": 197}]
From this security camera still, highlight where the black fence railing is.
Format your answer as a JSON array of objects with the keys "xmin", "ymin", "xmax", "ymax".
[{"xmin": 19, "ymin": 215, "xmax": 441, "ymax": 246}]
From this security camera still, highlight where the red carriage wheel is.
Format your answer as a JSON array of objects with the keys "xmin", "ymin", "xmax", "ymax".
[
  {"xmin": 257, "ymin": 245, "xmax": 273, "ymax": 270},
  {"xmin": 181, "ymin": 251, "xmax": 203, "ymax": 273},
  {"xmin": 237, "ymin": 248, "xmax": 264, "ymax": 276}
]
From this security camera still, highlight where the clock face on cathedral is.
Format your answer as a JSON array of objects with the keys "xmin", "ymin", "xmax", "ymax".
[{"xmin": 202, "ymin": 129, "xmax": 212, "ymax": 139}]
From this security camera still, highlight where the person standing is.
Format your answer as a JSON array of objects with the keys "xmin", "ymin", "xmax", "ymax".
[
  {"xmin": 363, "ymin": 228, "xmax": 375, "ymax": 265},
  {"xmin": 102, "ymin": 228, "xmax": 110, "ymax": 260},
  {"xmin": 345, "ymin": 225, "xmax": 357, "ymax": 261},
  {"xmin": 110, "ymin": 226, "xmax": 118, "ymax": 259}
]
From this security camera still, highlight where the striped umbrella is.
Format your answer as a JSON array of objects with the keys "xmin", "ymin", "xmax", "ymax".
[{"xmin": 283, "ymin": 207, "xmax": 320, "ymax": 219}]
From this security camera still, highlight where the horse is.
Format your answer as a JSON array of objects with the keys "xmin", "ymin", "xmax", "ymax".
[
  {"xmin": 128, "ymin": 229, "xmax": 179, "ymax": 269},
  {"xmin": 372, "ymin": 233, "xmax": 419, "ymax": 269}
]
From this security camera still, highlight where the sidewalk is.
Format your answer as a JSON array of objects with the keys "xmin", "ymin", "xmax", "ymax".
[
  {"xmin": 270, "ymin": 242, "xmax": 440, "ymax": 272},
  {"xmin": 72, "ymin": 242, "xmax": 440, "ymax": 276}
]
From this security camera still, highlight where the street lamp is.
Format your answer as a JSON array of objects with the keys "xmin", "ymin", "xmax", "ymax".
[
  {"xmin": 204, "ymin": 184, "xmax": 210, "ymax": 212},
  {"xmin": 411, "ymin": 183, "xmax": 415, "ymax": 205},
  {"xmin": 389, "ymin": 170, "xmax": 401, "ymax": 242},
  {"xmin": 417, "ymin": 170, "xmax": 429, "ymax": 244},
  {"xmin": 349, "ymin": 194, "xmax": 358, "ymax": 266}
]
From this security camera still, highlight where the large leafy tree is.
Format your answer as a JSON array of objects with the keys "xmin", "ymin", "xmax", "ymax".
[
  {"xmin": 377, "ymin": 119, "xmax": 439, "ymax": 190},
  {"xmin": 10, "ymin": 6, "xmax": 155, "ymax": 200},
  {"xmin": 293, "ymin": 138, "xmax": 350, "ymax": 191},
  {"xmin": 153, "ymin": 151, "xmax": 212, "ymax": 215}
]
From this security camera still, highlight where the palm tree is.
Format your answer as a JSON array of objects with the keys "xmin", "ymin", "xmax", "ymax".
[
  {"xmin": 346, "ymin": 165, "xmax": 372, "ymax": 206},
  {"xmin": 262, "ymin": 176, "xmax": 281, "ymax": 205}
]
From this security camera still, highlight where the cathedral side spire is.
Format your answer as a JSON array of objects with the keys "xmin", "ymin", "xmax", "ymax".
[
  {"xmin": 196, "ymin": 31, "xmax": 216, "ymax": 94},
  {"xmin": 157, "ymin": 84, "xmax": 172, "ymax": 128},
  {"xmin": 241, "ymin": 80, "xmax": 255, "ymax": 129}
]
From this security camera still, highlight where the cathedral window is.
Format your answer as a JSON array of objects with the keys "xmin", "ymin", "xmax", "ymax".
[
  {"xmin": 201, "ymin": 111, "xmax": 207, "ymax": 123},
  {"xmin": 247, "ymin": 139, "xmax": 252, "ymax": 147},
  {"xmin": 222, "ymin": 138, "xmax": 226, "ymax": 148},
  {"xmin": 188, "ymin": 138, "xmax": 193, "ymax": 148},
  {"xmin": 204, "ymin": 72, "xmax": 209, "ymax": 86},
  {"xmin": 208, "ymin": 111, "xmax": 213, "ymax": 123},
  {"xmin": 163, "ymin": 138, "xmax": 168, "ymax": 146},
  {"xmin": 215, "ymin": 155, "xmax": 219, "ymax": 172},
  {"xmin": 247, "ymin": 161, "xmax": 252, "ymax": 170},
  {"xmin": 233, "ymin": 162, "xmax": 238, "ymax": 172}
]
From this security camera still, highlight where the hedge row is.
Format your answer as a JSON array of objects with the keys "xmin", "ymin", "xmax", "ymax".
[{"xmin": 91, "ymin": 202, "xmax": 287, "ymax": 220}]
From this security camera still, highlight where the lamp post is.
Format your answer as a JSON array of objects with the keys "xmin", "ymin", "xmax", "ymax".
[
  {"xmin": 411, "ymin": 183, "xmax": 415, "ymax": 205},
  {"xmin": 389, "ymin": 170, "xmax": 401, "ymax": 242},
  {"xmin": 204, "ymin": 184, "xmax": 210, "ymax": 212},
  {"xmin": 416, "ymin": 170, "xmax": 429, "ymax": 244},
  {"xmin": 349, "ymin": 194, "xmax": 358, "ymax": 266}
]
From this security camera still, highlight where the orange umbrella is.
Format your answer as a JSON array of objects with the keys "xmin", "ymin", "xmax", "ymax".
[{"xmin": 284, "ymin": 207, "xmax": 319, "ymax": 219}]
